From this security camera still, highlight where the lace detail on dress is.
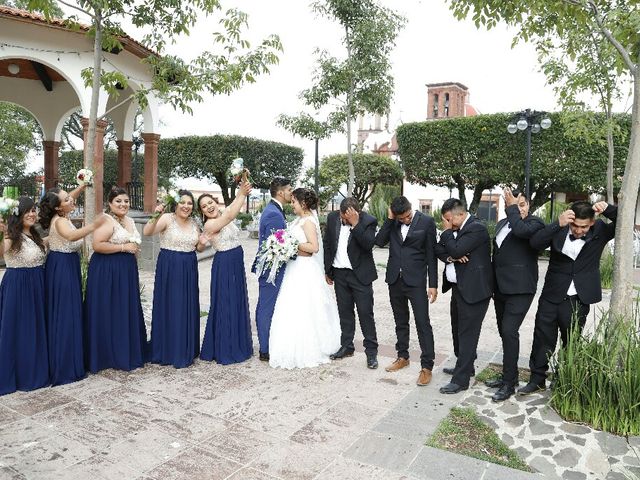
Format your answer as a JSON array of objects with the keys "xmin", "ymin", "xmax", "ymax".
[
  {"xmin": 4, "ymin": 234, "xmax": 46, "ymax": 267},
  {"xmin": 48, "ymin": 217, "xmax": 83, "ymax": 253},
  {"xmin": 109, "ymin": 215, "xmax": 141, "ymax": 245},
  {"xmin": 160, "ymin": 214, "xmax": 199, "ymax": 252},
  {"xmin": 211, "ymin": 222, "xmax": 241, "ymax": 252}
]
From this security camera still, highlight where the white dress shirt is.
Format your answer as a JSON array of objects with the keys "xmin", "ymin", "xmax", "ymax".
[
  {"xmin": 332, "ymin": 223, "xmax": 353, "ymax": 269},
  {"xmin": 400, "ymin": 222, "xmax": 410, "ymax": 241},
  {"xmin": 272, "ymin": 198, "xmax": 283, "ymax": 211},
  {"xmin": 561, "ymin": 230, "xmax": 586, "ymax": 296},
  {"xmin": 495, "ymin": 222, "xmax": 512, "ymax": 249},
  {"xmin": 445, "ymin": 214, "xmax": 471, "ymax": 284}
]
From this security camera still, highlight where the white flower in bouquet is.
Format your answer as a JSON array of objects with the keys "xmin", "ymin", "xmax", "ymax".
[
  {"xmin": 0, "ymin": 197, "xmax": 19, "ymax": 219},
  {"xmin": 254, "ymin": 228, "xmax": 300, "ymax": 285},
  {"xmin": 76, "ymin": 168, "xmax": 94, "ymax": 186},
  {"xmin": 229, "ymin": 158, "xmax": 244, "ymax": 177},
  {"xmin": 130, "ymin": 236, "xmax": 142, "ymax": 245},
  {"xmin": 168, "ymin": 189, "xmax": 181, "ymax": 205}
]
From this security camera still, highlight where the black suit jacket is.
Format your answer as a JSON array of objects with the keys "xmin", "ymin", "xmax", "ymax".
[
  {"xmin": 492, "ymin": 205, "xmax": 545, "ymax": 295},
  {"xmin": 435, "ymin": 214, "xmax": 493, "ymax": 304},
  {"xmin": 530, "ymin": 204, "xmax": 617, "ymax": 305},
  {"xmin": 324, "ymin": 211, "xmax": 378, "ymax": 285},
  {"xmin": 374, "ymin": 211, "xmax": 438, "ymax": 288}
]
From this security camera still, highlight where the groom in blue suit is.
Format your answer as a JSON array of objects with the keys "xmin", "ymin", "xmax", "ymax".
[{"xmin": 252, "ymin": 177, "xmax": 293, "ymax": 361}]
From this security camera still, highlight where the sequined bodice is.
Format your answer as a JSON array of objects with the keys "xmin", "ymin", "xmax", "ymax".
[
  {"xmin": 211, "ymin": 222, "xmax": 241, "ymax": 251},
  {"xmin": 4, "ymin": 234, "xmax": 46, "ymax": 267},
  {"xmin": 109, "ymin": 215, "xmax": 141, "ymax": 245},
  {"xmin": 49, "ymin": 217, "xmax": 83, "ymax": 253},
  {"xmin": 160, "ymin": 215, "xmax": 199, "ymax": 252}
]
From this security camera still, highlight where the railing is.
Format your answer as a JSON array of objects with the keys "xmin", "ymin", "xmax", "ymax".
[{"xmin": 126, "ymin": 181, "xmax": 144, "ymax": 211}]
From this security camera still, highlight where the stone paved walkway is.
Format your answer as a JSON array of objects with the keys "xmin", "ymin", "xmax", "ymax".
[{"xmin": 0, "ymin": 235, "xmax": 636, "ymax": 479}]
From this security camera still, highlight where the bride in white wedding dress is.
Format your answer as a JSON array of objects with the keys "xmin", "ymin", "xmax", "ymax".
[{"xmin": 269, "ymin": 188, "xmax": 341, "ymax": 369}]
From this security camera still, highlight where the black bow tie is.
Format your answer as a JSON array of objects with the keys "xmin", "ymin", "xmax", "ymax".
[{"xmin": 569, "ymin": 234, "xmax": 584, "ymax": 242}]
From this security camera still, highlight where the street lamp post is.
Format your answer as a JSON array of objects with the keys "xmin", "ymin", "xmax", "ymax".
[{"xmin": 507, "ymin": 109, "xmax": 551, "ymax": 200}]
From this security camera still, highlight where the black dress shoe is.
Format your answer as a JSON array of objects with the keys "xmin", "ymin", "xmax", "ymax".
[
  {"xmin": 443, "ymin": 367, "xmax": 475, "ymax": 376},
  {"xmin": 485, "ymin": 377, "xmax": 504, "ymax": 389},
  {"xmin": 330, "ymin": 346, "xmax": 354, "ymax": 360},
  {"xmin": 492, "ymin": 384, "xmax": 516, "ymax": 402},
  {"xmin": 366, "ymin": 355, "xmax": 378, "ymax": 369},
  {"xmin": 439, "ymin": 382, "xmax": 468, "ymax": 394},
  {"xmin": 259, "ymin": 352, "xmax": 269, "ymax": 362},
  {"xmin": 517, "ymin": 382, "xmax": 546, "ymax": 396}
]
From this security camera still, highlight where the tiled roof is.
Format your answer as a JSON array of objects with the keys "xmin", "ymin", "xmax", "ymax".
[{"xmin": 0, "ymin": 6, "xmax": 156, "ymax": 58}]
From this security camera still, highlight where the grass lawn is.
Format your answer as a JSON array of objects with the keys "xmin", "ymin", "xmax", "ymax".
[{"xmin": 426, "ymin": 407, "xmax": 533, "ymax": 472}]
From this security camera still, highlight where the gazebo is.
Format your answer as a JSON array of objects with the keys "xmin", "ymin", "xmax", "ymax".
[{"xmin": 0, "ymin": 6, "xmax": 161, "ymax": 213}]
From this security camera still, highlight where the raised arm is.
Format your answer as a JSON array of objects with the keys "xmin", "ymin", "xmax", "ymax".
[
  {"xmin": 350, "ymin": 212, "xmax": 377, "ymax": 251},
  {"xmin": 68, "ymin": 184, "xmax": 88, "ymax": 201},
  {"xmin": 54, "ymin": 215, "xmax": 101, "ymax": 242},
  {"xmin": 143, "ymin": 207, "xmax": 171, "ymax": 236},
  {"xmin": 505, "ymin": 205, "xmax": 545, "ymax": 240},
  {"xmin": 375, "ymin": 208, "xmax": 395, "ymax": 247},
  {"xmin": 204, "ymin": 182, "xmax": 252, "ymax": 235},
  {"xmin": 440, "ymin": 223, "xmax": 489, "ymax": 259}
]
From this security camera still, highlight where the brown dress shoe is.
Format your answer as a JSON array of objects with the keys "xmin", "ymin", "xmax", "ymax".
[
  {"xmin": 417, "ymin": 368, "xmax": 432, "ymax": 386},
  {"xmin": 385, "ymin": 357, "xmax": 410, "ymax": 372}
]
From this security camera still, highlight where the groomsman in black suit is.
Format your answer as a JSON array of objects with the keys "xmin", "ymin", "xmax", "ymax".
[
  {"xmin": 488, "ymin": 189, "xmax": 544, "ymax": 402},
  {"xmin": 324, "ymin": 197, "xmax": 379, "ymax": 369},
  {"xmin": 375, "ymin": 196, "xmax": 438, "ymax": 386},
  {"xmin": 435, "ymin": 198, "xmax": 492, "ymax": 394},
  {"xmin": 519, "ymin": 200, "xmax": 617, "ymax": 395}
]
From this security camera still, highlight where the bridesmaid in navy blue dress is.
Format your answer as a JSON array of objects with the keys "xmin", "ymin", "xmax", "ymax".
[
  {"xmin": 198, "ymin": 180, "xmax": 253, "ymax": 364},
  {"xmin": 0, "ymin": 197, "xmax": 49, "ymax": 395},
  {"xmin": 84, "ymin": 187, "xmax": 147, "ymax": 373},
  {"xmin": 39, "ymin": 185, "xmax": 97, "ymax": 386},
  {"xmin": 143, "ymin": 190, "xmax": 208, "ymax": 368}
]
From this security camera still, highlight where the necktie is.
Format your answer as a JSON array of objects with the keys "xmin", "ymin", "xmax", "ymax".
[{"xmin": 569, "ymin": 234, "xmax": 584, "ymax": 242}]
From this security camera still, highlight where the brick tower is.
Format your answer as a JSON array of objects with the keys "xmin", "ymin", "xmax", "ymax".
[{"xmin": 426, "ymin": 82, "xmax": 475, "ymax": 119}]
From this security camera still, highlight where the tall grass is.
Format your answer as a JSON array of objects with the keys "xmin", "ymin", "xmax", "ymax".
[
  {"xmin": 550, "ymin": 305, "xmax": 640, "ymax": 436},
  {"xmin": 600, "ymin": 245, "xmax": 615, "ymax": 289}
]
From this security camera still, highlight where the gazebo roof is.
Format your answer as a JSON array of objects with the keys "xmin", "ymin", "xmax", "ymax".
[{"xmin": 0, "ymin": 6, "xmax": 156, "ymax": 59}]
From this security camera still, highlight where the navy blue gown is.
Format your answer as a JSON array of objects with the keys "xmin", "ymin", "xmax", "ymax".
[
  {"xmin": 45, "ymin": 217, "xmax": 85, "ymax": 386},
  {"xmin": 0, "ymin": 235, "xmax": 49, "ymax": 395},
  {"xmin": 150, "ymin": 215, "xmax": 200, "ymax": 368},
  {"xmin": 84, "ymin": 216, "xmax": 147, "ymax": 373},
  {"xmin": 201, "ymin": 222, "xmax": 253, "ymax": 364}
]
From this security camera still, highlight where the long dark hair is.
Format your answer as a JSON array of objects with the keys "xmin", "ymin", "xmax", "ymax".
[
  {"xmin": 39, "ymin": 187, "xmax": 62, "ymax": 230},
  {"xmin": 105, "ymin": 186, "xmax": 128, "ymax": 213},
  {"xmin": 197, "ymin": 193, "xmax": 217, "ymax": 224},
  {"xmin": 8, "ymin": 196, "xmax": 46, "ymax": 254}
]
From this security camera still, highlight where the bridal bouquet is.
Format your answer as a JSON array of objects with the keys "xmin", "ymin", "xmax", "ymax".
[
  {"xmin": 254, "ymin": 228, "xmax": 299, "ymax": 285},
  {"xmin": 76, "ymin": 168, "xmax": 94, "ymax": 186},
  {"xmin": 149, "ymin": 188, "xmax": 181, "ymax": 223},
  {"xmin": 229, "ymin": 157, "xmax": 249, "ymax": 183},
  {"xmin": 0, "ymin": 197, "xmax": 19, "ymax": 220}
]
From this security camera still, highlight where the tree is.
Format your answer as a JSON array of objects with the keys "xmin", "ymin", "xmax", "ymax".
[
  {"xmin": 397, "ymin": 112, "xmax": 629, "ymax": 212},
  {"xmin": 29, "ymin": 0, "xmax": 282, "ymax": 225},
  {"xmin": 158, "ymin": 135, "xmax": 304, "ymax": 205},
  {"xmin": 536, "ymin": 23, "xmax": 629, "ymax": 204},
  {"xmin": 314, "ymin": 153, "xmax": 404, "ymax": 207},
  {"xmin": 276, "ymin": 112, "xmax": 341, "ymax": 194},
  {"xmin": 289, "ymin": 0, "xmax": 405, "ymax": 196},
  {"xmin": 448, "ymin": 0, "xmax": 640, "ymax": 315},
  {"xmin": 0, "ymin": 103, "xmax": 41, "ymax": 185}
]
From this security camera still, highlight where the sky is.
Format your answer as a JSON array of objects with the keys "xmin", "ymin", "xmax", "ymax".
[{"xmin": 150, "ymin": 0, "xmax": 560, "ymax": 188}]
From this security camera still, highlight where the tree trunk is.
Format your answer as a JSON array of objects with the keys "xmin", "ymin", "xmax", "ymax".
[
  {"xmin": 609, "ymin": 67, "xmax": 640, "ymax": 318},
  {"xmin": 606, "ymin": 109, "xmax": 615, "ymax": 204},
  {"xmin": 85, "ymin": 10, "xmax": 102, "ymax": 225},
  {"xmin": 468, "ymin": 185, "xmax": 487, "ymax": 215},
  {"xmin": 453, "ymin": 174, "xmax": 466, "ymax": 207},
  {"xmin": 345, "ymin": 27, "xmax": 355, "ymax": 197}
]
